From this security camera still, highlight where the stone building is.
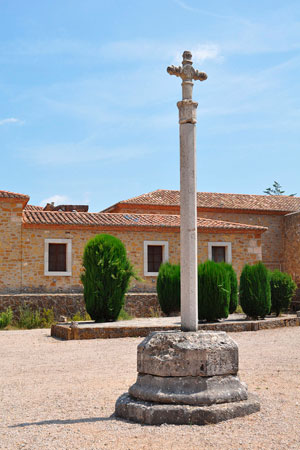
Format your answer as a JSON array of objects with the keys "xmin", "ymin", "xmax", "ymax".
[{"xmin": 1, "ymin": 188, "xmax": 300, "ymax": 295}]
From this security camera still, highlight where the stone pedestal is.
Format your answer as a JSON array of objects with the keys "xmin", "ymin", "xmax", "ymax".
[{"xmin": 115, "ymin": 331, "xmax": 260, "ymax": 425}]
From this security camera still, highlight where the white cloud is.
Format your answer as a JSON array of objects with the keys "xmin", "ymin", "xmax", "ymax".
[
  {"xmin": 40, "ymin": 194, "xmax": 69, "ymax": 207},
  {"xmin": 174, "ymin": 44, "xmax": 222, "ymax": 64},
  {"xmin": 0, "ymin": 117, "xmax": 23, "ymax": 126}
]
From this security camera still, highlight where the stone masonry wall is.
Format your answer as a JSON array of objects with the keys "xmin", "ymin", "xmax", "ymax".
[
  {"xmin": 0, "ymin": 201, "xmax": 23, "ymax": 292},
  {"xmin": 115, "ymin": 206, "xmax": 284, "ymax": 270},
  {"xmin": 199, "ymin": 211, "xmax": 284, "ymax": 270},
  {"xmin": 0, "ymin": 293, "xmax": 162, "ymax": 320},
  {"xmin": 283, "ymin": 212, "xmax": 300, "ymax": 283},
  {"xmin": 16, "ymin": 226, "xmax": 262, "ymax": 293}
]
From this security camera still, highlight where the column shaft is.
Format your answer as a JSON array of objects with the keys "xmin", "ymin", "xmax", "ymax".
[{"xmin": 179, "ymin": 120, "xmax": 198, "ymax": 331}]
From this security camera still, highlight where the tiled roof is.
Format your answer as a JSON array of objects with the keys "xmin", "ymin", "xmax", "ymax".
[
  {"xmin": 118, "ymin": 189, "xmax": 300, "ymax": 213},
  {"xmin": 0, "ymin": 189, "xmax": 29, "ymax": 200},
  {"xmin": 23, "ymin": 210, "xmax": 267, "ymax": 232},
  {"xmin": 24, "ymin": 204, "xmax": 43, "ymax": 211}
]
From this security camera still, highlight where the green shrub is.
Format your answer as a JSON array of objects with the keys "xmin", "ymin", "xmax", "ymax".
[
  {"xmin": 0, "ymin": 308, "xmax": 13, "ymax": 329},
  {"xmin": 235, "ymin": 304, "xmax": 244, "ymax": 314},
  {"xmin": 40, "ymin": 308, "xmax": 55, "ymax": 327},
  {"xmin": 17, "ymin": 307, "xmax": 41, "ymax": 329},
  {"xmin": 16, "ymin": 307, "xmax": 55, "ymax": 329},
  {"xmin": 71, "ymin": 311, "xmax": 91, "ymax": 321},
  {"xmin": 239, "ymin": 262, "xmax": 271, "ymax": 319},
  {"xmin": 117, "ymin": 308, "xmax": 133, "ymax": 321},
  {"xmin": 220, "ymin": 263, "xmax": 238, "ymax": 314},
  {"xmin": 270, "ymin": 270, "xmax": 296, "ymax": 316},
  {"xmin": 198, "ymin": 260, "xmax": 230, "ymax": 321},
  {"xmin": 157, "ymin": 262, "xmax": 181, "ymax": 315},
  {"xmin": 81, "ymin": 234, "xmax": 138, "ymax": 322}
]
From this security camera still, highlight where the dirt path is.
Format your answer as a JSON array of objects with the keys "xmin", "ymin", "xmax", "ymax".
[{"xmin": 1, "ymin": 327, "xmax": 300, "ymax": 449}]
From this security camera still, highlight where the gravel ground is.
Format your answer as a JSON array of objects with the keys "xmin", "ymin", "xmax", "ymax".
[{"xmin": 0, "ymin": 327, "xmax": 300, "ymax": 450}]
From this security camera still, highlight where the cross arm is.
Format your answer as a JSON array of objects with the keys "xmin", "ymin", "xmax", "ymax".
[
  {"xmin": 193, "ymin": 69, "xmax": 208, "ymax": 82},
  {"xmin": 167, "ymin": 65, "xmax": 183, "ymax": 78}
]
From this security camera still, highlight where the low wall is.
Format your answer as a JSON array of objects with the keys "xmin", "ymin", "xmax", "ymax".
[
  {"xmin": 0, "ymin": 293, "xmax": 161, "ymax": 320},
  {"xmin": 51, "ymin": 315, "xmax": 300, "ymax": 340}
]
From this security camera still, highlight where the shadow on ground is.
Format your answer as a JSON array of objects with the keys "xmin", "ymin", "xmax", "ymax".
[{"xmin": 9, "ymin": 415, "xmax": 116, "ymax": 428}]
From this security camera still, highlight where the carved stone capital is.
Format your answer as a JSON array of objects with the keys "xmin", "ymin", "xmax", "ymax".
[{"xmin": 177, "ymin": 100, "xmax": 198, "ymax": 124}]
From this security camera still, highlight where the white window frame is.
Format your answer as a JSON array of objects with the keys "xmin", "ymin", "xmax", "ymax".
[
  {"xmin": 208, "ymin": 242, "xmax": 232, "ymax": 264},
  {"xmin": 44, "ymin": 238, "xmax": 72, "ymax": 276},
  {"xmin": 144, "ymin": 241, "xmax": 169, "ymax": 276}
]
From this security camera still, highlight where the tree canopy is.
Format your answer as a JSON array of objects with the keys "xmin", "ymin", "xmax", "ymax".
[{"xmin": 264, "ymin": 181, "xmax": 296, "ymax": 196}]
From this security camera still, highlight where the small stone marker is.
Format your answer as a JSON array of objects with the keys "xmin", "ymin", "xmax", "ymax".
[{"xmin": 115, "ymin": 51, "xmax": 260, "ymax": 425}]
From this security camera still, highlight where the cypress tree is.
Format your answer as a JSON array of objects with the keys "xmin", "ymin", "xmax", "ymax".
[
  {"xmin": 270, "ymin": 270, "xmax": 296, "ymax": 316},
  {"xmin": 81, "ymin": 234, "xmax": 136, "ymax": 322},
  {"xmin": 198, "ymin": 260, "xmax": 230, "ymax": 321},
  {"xmin": 220, "ymin": 262, "xmax": 238, "ymax": 314},
  {"xmin": 239, "ymin": 262, "xmax": 271, "ymax": 319},
  {"xmin": 157, "ymin": 262, "xmax": 180, "ymax": 315}
]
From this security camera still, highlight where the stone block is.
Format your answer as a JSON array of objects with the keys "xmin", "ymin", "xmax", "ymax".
[
  {"xmin": 115, "ymin": 392, "xmax": 260, "ymax": 425},
  {"xmin": 137, "ymin": 331, "xmax": 238, "ymax": 377},
  {"xmin": 129, "ymin": 373, "xmax": 248, "ymax": 405}
]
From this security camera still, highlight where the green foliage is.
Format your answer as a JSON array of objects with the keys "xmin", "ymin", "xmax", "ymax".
[
  {"xmin": 156, "ymin": 262, "xmax": 181, "ymax": 315},
  {"xmin": 235, "ymin": 304, "xmax": 244, "ymax": 314},
  {"xmin": 264, "ymin": 181, "xmax": 296, "ymax": 197},
  {"xmin": 81, "ymin": 234, "xmax": 137, "ymax": 322},
  {"xmin": 117, "ymin": 308, "xmax": 133, "ymax": 321},
  {"xmin": 0, "ymin": 308, "xmax": 13, "ymax": 329},
  {"xmin": 198, "ymin": 260, "xmax": 230, "ymax": 321},
  {"xmin": 16, "ymin": 307, "xmax": 55, "ymax": 329},
  {"xmin": 220, "ymin": 262, "xmax": 238, "ymax": 314},
  {"xmin": 239, "ymin": 262, "xmax": 271, "ymax": 319},
  {"xmin": 270, "ymin": 270, "xmax": 296, "ymax": 316},
  {"xmin": 71, "ymin": 311, "xmax": 91, "ymax": 321}
]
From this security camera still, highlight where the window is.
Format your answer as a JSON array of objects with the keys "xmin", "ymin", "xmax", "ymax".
[
  {"xmin": 212, "ymin": 246, "xmax": 226, "ymax": 262},
  {"xmin": 44, "ymin": 239, "xmax": 72, "ymax": 276},
  {"xmin": 208, "ymin": 242, "xmax": 232, "ymax": 264},
  {"xmin": 48, "ymin": 244, "xmax": 67, "ymax": 272},
  {"xmin": 144, "ymin": 241, "xmax": 168, "ymax": 276}
]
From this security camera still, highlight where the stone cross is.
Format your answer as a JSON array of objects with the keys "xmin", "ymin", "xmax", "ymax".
[{"xmin": 167, "ymin": 51, "xmax": 207, "ymax": 331}]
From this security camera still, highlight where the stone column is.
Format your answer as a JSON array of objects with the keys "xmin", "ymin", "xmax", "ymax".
[
  {"xmin": 178, "ymin": 99, "xmax": 198, "ymax": 331},
  {"xmin": 115, "ymin": 52, "xmax": 260, "ymax": 426},
  {"xmin": 167, "ymin": 51, "xmax": 207, "ymax": 331}
]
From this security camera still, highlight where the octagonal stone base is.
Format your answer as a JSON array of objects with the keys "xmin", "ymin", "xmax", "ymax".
[
  {"xmin": 129, "ymin": 374, "xmax": 248, "ymax": 406},
  {"xmin": 137, "ymin": 331, "xmax": 238, "ymax": 377},
  {"xmin": 115, "ymin": 392, "xmax": 260, "ymax": 425},
  {"xmin": 115, "ymin": 331, "xmax": 260, "ymax": 425}
]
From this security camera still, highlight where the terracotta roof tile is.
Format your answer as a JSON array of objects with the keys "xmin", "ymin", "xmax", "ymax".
[
  {"xmin": 23, "ymin": 210, "xmax": 267, "ymax": 233},
  {"xmin": 0, "ymin": 189, "xmax": 29, "ymax": 200},
  {"xmin": 118, "ymin": 189, "xmax": 300, "ymax": 213},
  {"xmin": 24, "ymin": 204, "xmax": 43, "ymax": 211}
]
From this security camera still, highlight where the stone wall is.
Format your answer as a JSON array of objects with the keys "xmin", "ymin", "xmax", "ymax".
[
  {"xmin": 113, "ymin": 205, "xmax": 284, "ymax": 270},
  {"xmin": 0, "ymin": 293, "xmax": 162, "ymax": 320},
  {"xmin": 0, "ymin": 200, "xmax": 23, "ymax": 292},
  {"xmin": 18, "ymin": 226, "xmax": 261, "ymax": 293},
  {"xmin": 283, "ymin": 212, "xmax": 300, "ymax": 283},
  {"xmin": 199, "ymin": 211, "xmax": 284, "ymax": 270}
]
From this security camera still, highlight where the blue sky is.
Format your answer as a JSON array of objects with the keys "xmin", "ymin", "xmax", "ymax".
[{"xmin": 1, "ymin": 0, "xmax": 300, "ymax": 211}]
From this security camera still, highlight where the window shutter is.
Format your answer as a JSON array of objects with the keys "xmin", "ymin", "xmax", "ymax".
[
  {"xmin": 49, "ymin": 243, "xmax": 67, "ymax": 272},
  {"xmin": 212, "ymin": 246, "xmax": 226, "ymax": 263},
  {"xmin": 148, "ymin": 245, "xmax": 163, "ymax": 272}
]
